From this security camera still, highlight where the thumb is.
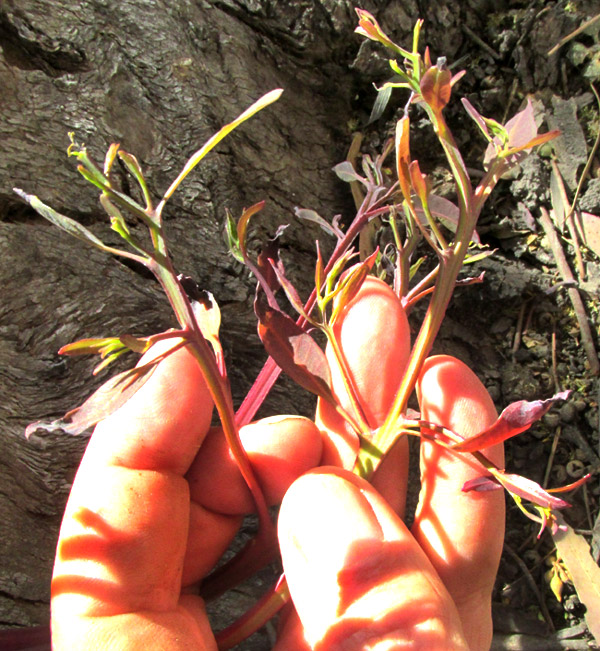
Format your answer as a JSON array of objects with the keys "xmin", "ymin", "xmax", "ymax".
[{"xmin": 277, "ymin": 468, "xmax": 468, "ymax": 650}]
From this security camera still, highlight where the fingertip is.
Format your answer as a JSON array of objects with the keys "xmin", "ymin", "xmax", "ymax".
[{"xmin": 279, "ymin": 469, "xmax": 465, "ymax": 649}]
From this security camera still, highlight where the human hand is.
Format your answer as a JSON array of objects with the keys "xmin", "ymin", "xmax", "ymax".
[{"xmin": 51, "ymin": 278, "xmax": 504, "ymax": 650}]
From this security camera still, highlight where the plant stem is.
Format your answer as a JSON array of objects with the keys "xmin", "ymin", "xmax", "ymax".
[{"xmin": 538, "ymin": 207, "xmax": 600, "ymax": 376}]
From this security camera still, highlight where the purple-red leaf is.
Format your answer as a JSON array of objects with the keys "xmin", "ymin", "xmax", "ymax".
[
  {"xmin": 452, "ymin": 390, "xmax": 571, "ymax": 453},
  {"xmin": 504, "ymin": 97, "xmax": 538, "ymax": 150},
  {"xmin": 464, "ymin": 472, "xmax": 570, "ymax": 510},
  {"xmin": 255, "ymin": 296, "xmax": 334, "ymax": 403},
  {"xmin": 493, "ymin": 471, "xmax": 570, "ymax": 510},
  {"xmin": 25, "ymin": 363, "xmax": 157, "ymax": 438}
]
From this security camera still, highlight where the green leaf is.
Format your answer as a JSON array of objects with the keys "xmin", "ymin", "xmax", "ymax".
[
  {"xmin": 14, "ymin": 189, "xmax": 147, "ymax": 264},
  {"xmin": 161, "ymin": 89, "xmax": 283, "ymax": 204},
  {"xmin": 118, "ymin": 150, "xmax": 153, "ymax": 209},
  {"xmin": 224, "ymin": 210, "xmax": 244, "ymax": 263}
]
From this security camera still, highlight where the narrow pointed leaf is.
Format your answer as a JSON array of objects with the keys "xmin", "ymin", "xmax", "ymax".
[
  {"xmin": 452, "ymin": 390, "xmax": 571, "ymax": 452},
  {"xmin": 330, "ymin": 252, "xmax": 378, "ymax": 325},
  {"xmin": 489, "ymin": 471, "xmax": 570, "ymax": 510},
  {"xmin": 368, "ymin": 84, "xmax": 393, "ymax": 124},
  {"xmin": 255, "ymin": 296, "xmax": 334, "ymax": 403},
  {"xmin": 25, "ymin": 363, "xmax": 157, "ymax": 437},
  {"xmin": 268, "ymin": 261, "xmax": 311, "ymax": 322},
  {"xmin": 295, "ymin": 207, "xmax": 343, "ymax": 239},
  {"xmin": 118, "ymin": 150, "xmax": 152, "ymax": 208},
  {"xmin": 461, "ymin": 98, "xmax": 492, "ymax": 141},
  {"xmin": 162, "ymin": 89, "xmax": 283, "ymax": 202},
  {"xmin": 237, "ymin": 201, "xmax": 266, "ymax": 258},
  {"xmin": 14, "ymin": 189, "xmax": 112, "ymax": 251},
  {"xmin": 395, "ymin": 115, "xmax": 412, "ymax": 202},
  {"xmin": 104, "ymin": 142, "xmax": 120, "ymax": 175}
]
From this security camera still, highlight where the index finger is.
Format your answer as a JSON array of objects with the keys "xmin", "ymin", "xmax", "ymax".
[{"xmin": 51, "ymin": 340, "xmax": 217, "ymax": 625}]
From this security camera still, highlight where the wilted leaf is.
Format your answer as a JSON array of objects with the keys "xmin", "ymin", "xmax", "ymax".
[
  {"xmin": 553, "ymin": 513, "xmax": 600, "ymax": 644},
  {"xmin": 452, "ymin": 390, "xmax": 571, "ymax": 453},
  {"xmin": 255, "ymin": 296, "xmax": 335, "ymax": 403}
]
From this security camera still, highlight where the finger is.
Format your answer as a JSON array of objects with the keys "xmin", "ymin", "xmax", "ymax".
[
  {"xmin": 278, "ymin": 468, "xmax": 468, "ymax": 650},
  {"xmin": 51, "ymin": 340, "xmax": 225, "ymax": 647},
  {"xmin": 413, "ymin": 355, "xmax": 505, "ymax": 650},
  {"xmin": 315, "ymin": 277, "xmax": 411, "ymax": 513},
  {"xmin": 187, "ymin": 415, "xmax": 322, "ymax": 515}
]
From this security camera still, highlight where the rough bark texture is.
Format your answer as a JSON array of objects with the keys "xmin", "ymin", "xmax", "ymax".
[{"xmin": 2, "ymin": 0, "xmax": 599, "ymax": 648}]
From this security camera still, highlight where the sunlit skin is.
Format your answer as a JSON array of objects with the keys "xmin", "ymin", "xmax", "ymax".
[{"xmin": 51, "ymin": 281, "xmax": 504, "ymax": 650}]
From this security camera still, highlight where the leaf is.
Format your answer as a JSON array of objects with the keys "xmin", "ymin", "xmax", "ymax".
[
  {"xmin": 409, "ymin": 159, "xmax": 428, "ymax": 202},
  {"xmin": 504, "ymin": 97, "xmax": 538, "ymax": 150},
  {"xmin": 161, "ymin": 89, "xmax": 283, "ymax": 203},
  {"xmin": 395, "ymin": 115, "xmax": 412, "ymax": 202},
  {"xmin": 295, "ymin": 207, "xmax": 343, "ymax": 240},
  {"xmin": 237, "ymin": 201, "xmax": 266, "ymax": 259},
  {"xmin": 552, "ymin": 513, "xmax": 600, "ymax": 644},
  {"xmin": 451, "ymin": 390, "xmax": 571, "ymax": 453},
  {"xmin": 333, "ymin": 161, "xmax": 367, "ymax": 184},
  {"xmin": 461, "ymin": 98, "xmax": 492, "ymax": 141},
  {"xmin": 14, "ymin": 188, "xmax": 147, "ymax": 263},
  {"xmin": 368, "ymin": 84, "xmax": 393, "ymax": 124},
  {"xmin": 255, "ymin": 296, "xmax": 335, "ymax": 403},
  {"xmin": 191, "ymin": 290, "xmax": 221, "ymax": 343},
  {"xmin": 420, "ymin": 65, "xmax": 452, "ymax": 114},
  {"xmin": 579, "ymin": 211, "xmax": 600, "ymax": 258},
  {"xmin": 25, "ymin": 363, "xmax": 157, "ymax": 437},
  {"xmin": 330, "ymin": 252, "xmax": 378, "ymax": 325},
  {"xmin": 104, "ymin": 142, "xmax": 120, "ymax": 175},
  {"xmin": 484, "ymin": 471, "xmax": 570, "ymax": 510},
  {"xmin": 268, "ymin": 261, "xmax": 311, "ymax": 323},
  {"xmin": 14, "ymin": 189, "xmax": 111, "ymax": 251}
]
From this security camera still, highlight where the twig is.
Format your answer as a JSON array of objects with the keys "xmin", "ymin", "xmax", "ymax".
[
  {"xmin": 503, "ymin": 543, "xmax": 555, "ymax": 631},
  {"xmin": 461, "ymin": 23, "xmax": 501, "ymax": 61},
  {"xmin": 550, "ymin": 159, "xmax": 585, "ymax": 280},
  {"xmin": 547, "ymin": 13, "xmax": 600, "ymax": 56},
  {"xmin": 571, "ymin": 84, "xmax": 600, "ymax": 214},
  {"xmin": 551, "ymin": 328, "xmax": 561, "ymax": 394},
  {"xmin": 543, "ymin": 426, "xmax": 562, "ymax": 489},
  {"xmin": 538, "ymin": 207, "xmax": 600, "ymax": 376}
]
